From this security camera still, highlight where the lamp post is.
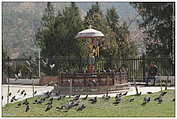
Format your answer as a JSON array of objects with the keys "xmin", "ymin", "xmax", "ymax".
[
  {"xmin": 7, "ymin": 56, "xmax": 10, "ymax": 104},
  {"xmin": 31, "ymin": 48, "xmax": 41, "ymax": 78}
]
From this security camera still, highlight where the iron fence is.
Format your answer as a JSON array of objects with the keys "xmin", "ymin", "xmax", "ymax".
[{"xmin": 2, "ymin": 56, "xmax": 175, "ymax": 83}]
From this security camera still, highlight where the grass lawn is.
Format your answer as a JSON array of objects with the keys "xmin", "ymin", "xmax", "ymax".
[{"xmin": 2, "ymin": 89, "xmax": 175, "ymax": 117}]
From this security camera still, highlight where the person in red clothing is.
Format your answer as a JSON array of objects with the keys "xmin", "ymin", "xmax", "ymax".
[{"xmin": 146, "ymin": 63, "xmax": 158, "ymax": 86}]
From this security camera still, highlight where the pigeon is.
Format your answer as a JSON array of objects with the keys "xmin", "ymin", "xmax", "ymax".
[
  {"xmin": 82, "ymin": 95, "xmax": 88, "ymax": 100},
  {"xmin": 157, "ymin": 97, "xmax": 163, "ymax": 104},
  {"xmin": 15, "ymin": 102, "xmax": 21, "ymax": 108},
  {"xmin": 10, "ymin": 98, "xmax": 14, "ymax": 102},
  {"xmin": 8, "ymin": 92, "xmax": 12, "ymax": 96},
  {"xmin": 113, "ymin": 100, "xmax": 120, "ymax": 105},
  {"xmin": 115, "ymin": 94, "xmax": 119, "ymax": 100},
  {"xmin": 25, "ymin": 104, "xmax": 30, "ymax": 112},
  {"xmin": 77, "ymin": 104, "xmax": 86, "ymax": 111},
  {"xmin": 17, "ymin": 89, "xmax": 20, "ymax": 93},
  {"xmin": 15, "ymin": 74, "xmax": 19, "ymax": 80},
  {"xmin": 26, "ymin": 61, "xmax": 31, "ymax": 66},
  {"xmin": 21, "ymin": 90, "xmax": 25, "ymax": 95},
  {"xmin": 33, "ymin": 99, "xmax": 38, "ymax": 104},
  {"xmin": 147, "ymin": 92, "xmax": 153, "ymax": 94},
  {"xmin": 102, "ymin": 94, "xmax": 106, "ymax": 100},
  {"xmin": 50, "ymin": 64, "xmax": 55, "ymax": 69},
  {"xmin": 129, "ymin": 98, "xmax": 134, "ymax": 102},
  {"xmin": 22, "ymin": 99, "xmax": 29, "ymax": 105},
  {"xmin": 49, "ymin": 91, "xmax": 53, "ymax": 96},
  {"xmin": 73, "ymin": 101, "xmax": 79, "ymax": 107},
  {"xmin": 42, "ymin": 59, "xmax": 48, "ymax": 66},
  {"xmin": 49, "ymin": 97, "xmax": 53, "ymax": 101},
  {"xmin": 147, "ymin": 97, "xmax": 151, "ymax": 102},
  {"xmin": 106, "ymin": 92, "xmax": 109, "ymax": 97},
  {"xmin": 24, "ymin": 92, "xmax": 27, "ymax": 97},
  {"xmin": 172, "ymin": 98, "xmax": 175, "ymax": 102},
  {"xmin": 56, "ymin": 106, "xmax": 64, "ymax": 110},
  {"xmin": 160, "ymin": 92, "xmax": 167, "ymax": 96},
  {"xmin": 46, "ymin": 100, "xmax": 53, "ymax": 105},
  {"xmin": 45, "ymin": 104, "xmax": 52, "ymax": 112},
  {"xmin": 10, "ymin": 96, "xmax": 16, "ymax": 102},
  {"xmin": 141, "ymin": 96, "xmax": 149, "ymax": 105},
  {"xmin": 57, "ymin": 96, "xmax": 61, "ymax": 101},
  {"xmin": 37, "ymin": 99, "xmax": 43, "ymax": 104},
  {"xmin": 122, "ymin": 91, "xmax": 128, "ymax": 96},
  {"xmin": 73, "ymin": 95, "xmax": 80, "ymax": 101},
  {"xmin": 34, "ymin": 91, "xmax": 37, "ymax": 95},
  {"xmin": 88, "ymin": 97, "xmax": 97, "ymax": 104},
  {"xmin": 104, "ymin": 95, "xmax": 110, "ymax": 101}
]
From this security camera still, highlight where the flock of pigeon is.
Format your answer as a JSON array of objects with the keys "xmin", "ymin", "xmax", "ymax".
[
  {"xmin": 2, "ymin": 89, "xmax": 37, "ymax": 104},
  {"xmin": 2, "ymin": 90, "xmax": 175, "ymax": 113}
]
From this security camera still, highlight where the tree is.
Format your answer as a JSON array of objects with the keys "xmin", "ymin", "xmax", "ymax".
[
  {"xmin": 131, "ymin": 2, "xmax": 175, "ymax": 59},
  {"xmin": 131, "ymin": 2, "xmax": 175, "ymax": 75},
  {"xmin": 35, "ymin": 2, "xmax": 84, "ymax": 75},
  {"xmin": 106, "ymin": 7, "xmax": 138, "ymax": 59}
]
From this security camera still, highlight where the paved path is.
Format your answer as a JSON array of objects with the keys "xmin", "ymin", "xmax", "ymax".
[
  {"xmin": 2, "ymin": 85, "xmax": 53, "ymax": 106},
  {"xmin": 79, "ymin": 86, "xmax": 175, "ymax": 98},
  {"xmin": 2, "ymin": 84, "xmax": 175, "ymax": 106}
]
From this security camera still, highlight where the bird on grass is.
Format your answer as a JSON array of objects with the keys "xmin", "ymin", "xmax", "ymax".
[
  {"xmin": 113, "ymin": 100, "xmax": 120, "ymax": 105},
  {"xmin": 46, "ymin": 100, "xmax": 53, "ymax": 105},
  {"xmin": 82, "ymin": 95, "xmax": 88, "ymax": 100},
  {"xmin": 129, "ymin": 98, "xmax": 135, "ymax": 102},
  {"xmin": 73, "ymin": 95, "xmax": 80, "ymax": 101},
  {"xmin": 115, "ymin": 94, "xmax": 121, "ymax": 102},
  {"xmin": 154, "ymin": 95, "xmax": 162, "ymax": 104},
  {"xmin": 15, "ymin": 102, "xmax": 21, "ymax": 108},
  {"xmin": 141, "ymin": 96, "xmax": 150, "ymax": 105},
  {"xmin": 22, "ymin": 99, "xmax": 29, "ymax": 105},
  {"xmin": 88, "ymin": 97, "xmax": 97, "ymax": 104},
  {"xmin": 56, "ymin": 105, "xmax": 65, "ymax": 110},
  {"xmin": 160, "ymin": 92, "xmax": 167, "ymax": 96},
  {"xmin": 37, "ymin": 98, "xmax": 45, "ymax": 104},
  {"xmin": 57, "ymin": 96, "xmax": 61, "ymax": 101},
  {"xmin": 157, "ymin": 98, "xmax": 162, "ymax": 104},
  {"xmin": 172, "ymin": 98, "xmax": 175, "ymax": 102},
  {"xmin": 25, "ymin": 104, "xmax": 30, "ymax": 112},
  {"xmin": 104, "ymin": 95, "xmax": 110, "ymax": 101},
  {"xmin": 154, "ymin": 96, "xmax": 163, "ymax": 104},
  {"xmin": 45, "ymin": 104, "xmax": 52, "ymax": 112},
  {"xmin": 49, "ymin": 97, "xmax": 53, "ymax": 101},
  {"xmin": 33, "ymin": 99, "xmax": 38, "ymax": 104},
  {"xmin": 102, "ymin": 94, "xmax": 106, "ymax": 100},
  {"xmin": 147, "ymin": 97, "xmax": 151, "ymax": 103},
  {"xmin": 77, "ymin": 104, "xmax": 86, "ymax": 111},
  {"xmin": 72, "ymin": 101, "xmax": 80, "ymax": 107}
]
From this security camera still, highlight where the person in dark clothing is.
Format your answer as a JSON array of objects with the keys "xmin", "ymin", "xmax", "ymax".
[{"xmin": 147, "ymin": 63, "xmax": 158, "ymax": 86}]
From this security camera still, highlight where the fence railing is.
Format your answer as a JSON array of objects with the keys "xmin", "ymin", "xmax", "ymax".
[{"xmin": 2, "ymin": 56, "xmax": 175, "ymax": 83}]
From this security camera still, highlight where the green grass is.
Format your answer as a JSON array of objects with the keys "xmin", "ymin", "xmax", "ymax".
[{"xmin": 2, "ymin": 89, "xmax": 175, "ymax": 117}]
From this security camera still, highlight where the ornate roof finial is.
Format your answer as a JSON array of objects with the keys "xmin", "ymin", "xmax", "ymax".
[{"xmin": 89, "ymin": 24, "xmax": 92, "ymax": 29}]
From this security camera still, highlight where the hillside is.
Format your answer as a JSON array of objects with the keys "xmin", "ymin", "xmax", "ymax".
[{"xmin": 2, "ymin": 2, "xmax": 140, "ymax": 58}]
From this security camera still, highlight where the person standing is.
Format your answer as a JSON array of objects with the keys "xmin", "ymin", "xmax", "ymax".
[{"xmin": 147, "ymin": 63, "xmax": 158, "ymax": 86}]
